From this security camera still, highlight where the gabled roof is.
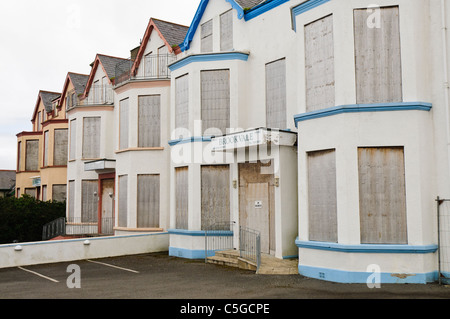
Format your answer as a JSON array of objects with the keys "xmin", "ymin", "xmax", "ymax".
[
  {"xmin": 59, "ymin": 72, "xmax": 89, "ymax": 107},
  {"xmin": 31, "ymin": 90, "xmax": 61, "ymax": 121},
  {"xmin": 83, "ymin": 54, "xmax": 128, "ymax": 97},
  {"xmin": 131, "ymin": 18, "xmax": 188, "ymax": 75},
  {"xmin": 180, "ymin": 0, "xmax": 289, "ymax": 51}
]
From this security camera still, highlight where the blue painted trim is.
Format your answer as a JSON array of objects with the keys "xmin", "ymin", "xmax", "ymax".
[
  {"xmin": 294, "ymin": 102, "xmax": 433, "ymax": 127},
  {"xmin": 168, "ymin": 229, "xmax": 233, "ymax": 237},
  {"xmin": 168, "ymin": 136, "xmax": 213, "ymax": 146},
  {"xmin": 180, "ymin": 0, "xmax": 291, "ymax": 51},
  {"xmin": 225, "ymin": 0, "xmax": 245, "ymax": 19},
  {"xmin": 295, "ymin": 239, "xmax": 438, "ymax": 254},
  {"xmin": 291, "ymin": 0, "xmax": 331, "ymax": 31},
  {"xmin": 169, "ymin": 229, "xmax": 206, "ymax": 237},
  {"xmin": 169, "ymin": 51, "xmax": 249, "ymax": 72},
  {"xmin": 180, "ymin": 0, "xmax": 210, "ymax": 52},
  {"xmin": 298, "ymin": 265, "xmax": 438, "ymax": 284},
  {"xmin": 169, "ymin": 247, "xmax": 215, "ymax": 259},
  {"xmin": 244, "ymin": 0, "xmax": 290, "ymax": 21}
]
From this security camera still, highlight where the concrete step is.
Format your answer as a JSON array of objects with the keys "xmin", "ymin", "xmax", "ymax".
[{"xmin": 207, "ymin": 255, "xmax": 239, "ymax": 268}]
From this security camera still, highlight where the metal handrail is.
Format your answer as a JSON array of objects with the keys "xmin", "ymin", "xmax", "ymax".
[
  {"xmin": 42, "ymin": 217, "xmax": 66, "ymax": 240},
  {"xmin": 204, "ymin": 221, "xmax": 235, "ymax": 263},
  {"xmin": 114, "ymin": 54, "xmax": 176, "ymax": 86},
  {"xmin": 239, "ymin": 226, "xmax": 261, "ymax": 272}
]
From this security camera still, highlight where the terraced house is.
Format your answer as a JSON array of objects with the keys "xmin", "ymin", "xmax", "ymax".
[{"xmin": 15, "ymin": 0, "xmax": 450, "ymax": 285}]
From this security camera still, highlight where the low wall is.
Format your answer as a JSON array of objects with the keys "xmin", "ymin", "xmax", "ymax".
[{"xmin": 0, "ymin": 232, "xmax": 169, "ymax": 269}]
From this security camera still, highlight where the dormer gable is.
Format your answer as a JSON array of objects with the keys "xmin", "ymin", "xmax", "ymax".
[{"xmin": 131, "ymin": 18, "xmax": 188, "ymax": 76}]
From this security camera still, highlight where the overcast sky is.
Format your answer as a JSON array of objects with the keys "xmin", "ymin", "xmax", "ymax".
[{"xmin": 0, "ymin": 0, "xmax": 199, "ymax": 170}]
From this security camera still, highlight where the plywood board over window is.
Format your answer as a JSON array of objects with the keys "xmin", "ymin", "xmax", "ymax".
[
  {"xmin": 139, "ymin": 95, "xmax": 161, "ymax": 148},
  {"xmin": 201, "ymin": 69, "xmax": 230, "ymax": 136},
  {"xmin": 305, "ymin": 14, "xmax": 335, "ymax": 112},
  {"xmin": 118, "ymin": 175, "xmax": 128, "ymax": 228},
  {"xmin": 201, "ymin": 165, "xmax": 230, "ymax": 229},
  {"xmin": 175, "ymin": 167, "xmax": 188, "ymax": 229},
  {"xmin": 119, "ymin": 98, "xmax": 129, "ymax": 150},
  {"xmin": 220, "ymin": 10, "xmax": 233, "ymax": 51},
  {"xmin": 358, "ymin": 147, "xmax": 407, "ymax": 244},
  {"xmin": 83, "ymin": 117, "xmax": 100, "ymax": 159},
  {"xmin": 43, "ymin": 131, "xmax": 49, "ymax": 167},
  {"xmin": 52, "ymin": 184, "xmax": 67, "ymax": 203},
  {"xmin": 175, "ymin": 74, "xmax": 189, "ymax": 134},
  {"xmin": 201, "ymin": 19, "xmax": 213, "ymax": 52},
  {"xmin": 81, "ymin": 180, "xmax": 98, "ymax": 223},
  {"xmin": 25, "ymin": 140, "xmax": 39, "ymax": 171},
  {"xmin": 354, "ymin": 6, "xmax": 402, "ymax": 104},
  {"xmin": 68, "ymin": 181, "xmax": 75, "ymax": 222},
  {"xmin": 266, "ymin": 58, "xmax": 287, "ymax": 129},
  {"xmin": 137, "ymin": 174, "xmax": 160, "ymax": 228},
  {"xmin": 69, "ymin": 119, "xmax": 77, "ymax": 160},
  {"xmin": 54, "ymin": 129, "xmax": 68, "ymax": 166},
  {"xmin": 307, "ymin": 149, "xmax": 337, "ymax": 243}
]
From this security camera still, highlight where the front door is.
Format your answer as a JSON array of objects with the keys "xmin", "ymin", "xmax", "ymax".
[
  {"xmin": 245, "ymin": 182, "xmax": 270, "ymax": 254},
  {"xmin": 239, "ymin": 161, "xmax": 275, "ymax": 255},
  {"xmin": 101, "ymin": 179, "xmax": 114, "ymax": 234}
]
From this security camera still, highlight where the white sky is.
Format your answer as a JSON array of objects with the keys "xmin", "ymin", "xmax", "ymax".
[{"xmin": 0, "ymin": 0, "xmax": 199, "ymax": 170}]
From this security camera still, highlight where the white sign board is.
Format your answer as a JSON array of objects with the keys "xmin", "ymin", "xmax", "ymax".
[{"xmin": 211, "ymin": 129, "xmax": 265, "ymax": 151}]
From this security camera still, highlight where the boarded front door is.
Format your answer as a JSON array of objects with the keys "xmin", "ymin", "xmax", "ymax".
[
  {"xmin": 101, "ymin": 179, "xmax": 114, "ymax": 234},
  {"xmin": 244, "ymin": 183, "xmax": 270, "ymax": 254},
  {"xmin": 239, "ymin": 162, "xmax": 275, "ymax": 255}
]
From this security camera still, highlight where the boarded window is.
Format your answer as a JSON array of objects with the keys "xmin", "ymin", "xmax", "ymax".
[
  {"xmin": 42, "ymin": 185, "xmax": 47, "ymax": 202},
  {"xmin": 220, "ymin": 10, "xmax": 233, "ymax": 51},
  {"xmin": 175, "ymin": 167, "xmax": 189, "ymax": 229},
  {"xmin": 118, "ymin": 175, "xmax": 128, "ymax": 228},
  {"xmin": 52, "ymin": 184, "xmax": 67, "ymax": 202},
  {"xmin": 17, "ymin": 142, "xmax": 21, "ymax": 171},
  {"xmin": 25, "ymin": 140, "xmax": 39, "ymax": 171},
  {"xmin": 68, "ymin": 181, "xmax": 75, "ymax": 221},
  {"xmin": 358, "ymin": 147, "xmax": 407, "ymax": 244},
  {"xmin": 54, "ymin": 129, "xmax": 68, "ymax": 166},
  {"xmin": 354, "ymin": 6, "xmax": 402, "ymax": 104},
  {"xmin": 201, "ymin": 19, "xmax": 213, "ymax": 52},
  {"xmin": 43, "ymin": 131, "xmax": 49, "ymax": 167},
  {"xmin": 139, "ymin": 95, "xmax": 161, "ymax": 147},
  {"xmin": 82, "ymin": 117, "xmax": 100, "ymax": 159},
  {"xmin": 81, "ymin": 180, "xmax": 98, "ymax": 223},
  {"xmin": 266, "ymin": 59, "xmax": 287, "ymax": 129},
  {"xmin": 25, "ymin": 188, "xmax": 37, "ymax": 199},
  {"xmin": 137, "ymin": 175, "xmax": 160, "ymax": 228},
  {"xmin": 69, "ymin": 119, "xmax": 77, "ymax": 160},
  {"xmin": 305, "ymin": 15, "xmax": 335, "ymax": 112},
  {"xmin": 201, "ymin": 165, "xmax": 230, "ymax": 229},
  {"xmin": 119, "ymin": 98, "xmax": 129, "ymax": 150},
  {"xmin": 37, "ymin": 112, "xmax": 41, "ymax": 131},
  {"xmin": 201, "ymin": 70, "xmax": 230, "ymax": 136},
  {"xmin": 308, "ymin": 149, "xmax": 337, "ymax": 242},
  {"xmin": 175, "ymin": 74, "xmax": 189, "ymax": 133}
]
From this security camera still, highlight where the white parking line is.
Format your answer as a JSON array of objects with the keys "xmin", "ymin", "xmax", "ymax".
[
  {"xmin": 18, "ymin": 266, "xmax": 59, "ymax": 283},
  {"xmin": 86, "ymin": 259, "xmax": 140, "ymax": 273}
]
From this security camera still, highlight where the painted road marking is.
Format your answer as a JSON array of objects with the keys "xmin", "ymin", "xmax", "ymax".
[
  {"xmin": 18, "ymin": 266, "xmax": 59, "ymax": 283},
  {"xmin": 86, "ymin": 259, "xmax": 140, "ymax": 274}
]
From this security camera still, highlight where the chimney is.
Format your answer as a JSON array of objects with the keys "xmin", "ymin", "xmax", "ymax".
[{"xmin": 130, "ymin": 46, "xmax": 140, "ymax": 61}]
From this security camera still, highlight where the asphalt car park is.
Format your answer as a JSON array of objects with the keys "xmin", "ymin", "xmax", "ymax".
[{"xmin": 1, "ymin": 252, "xmax": 449, "ymax": 303}]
